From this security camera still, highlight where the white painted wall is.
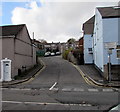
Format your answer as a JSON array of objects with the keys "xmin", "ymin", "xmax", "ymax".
[
  {"xmin": 84, "ymin": 35, "xmax": 93, "ymax": 64},
  {"xmin": 93, "ymin": 8, "xmax": 120, "ymax": 73},
  {"xmin": 0, "ymin": 39, "xmax": 2, "ymax": 79},
  {"xmin": 93, "ymin": 8, "xmax": 104, "ymax": 72},
  {"xmin": 103, "ymin": 18, "xmax": 120, "ymax": 65}
]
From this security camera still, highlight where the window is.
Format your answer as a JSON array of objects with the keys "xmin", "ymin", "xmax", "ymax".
[
  {"xmin": 88, "ymin": 48, "xmax": 92, "ymax": 52},
  {"xmin": 116, "ymin": 45, "xmax": 120, "ymax": 49},
  {"xmin": 117, "ymin": 45, "xmax": 120, "ymax": 59},
  {"xmin": 88, "ymin": 48, "xmax": 93, "ymax": 54},
  {"xmin": 117, "ymin": 50, "xmax": 120, "ymax": 59}
]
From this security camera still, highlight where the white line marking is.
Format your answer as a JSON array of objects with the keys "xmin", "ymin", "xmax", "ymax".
[
  {"xmin": 10, "ymin": 88, "xmax": 21, "ymax": 91},
  {"xmin": 88, "ymin": 89, "xmax": 99, "ymax": 92},
  {"xmin": 39, "ymin": 88, "xmax": 46, "ymax": 91},
  {"xmin": 103, "ymin": 89, "xmax": 113, "ymax": 92},
  {"xmin": 51, "ymin": 88, "xmax": 59, "ymax": 91},
  {"xmin": 62, "ymin": 88, "xmax": 72, "ymax": 91},
  {"xmin": 2, "ymin": 101, "xmax": 92, "ymax": 106},
  {"xmin": 2, "ymin": 101, "xmax": 22, "ymax": 104},
  {"xmin": 21, "ymin": 88, "xmax": 31, "ymax": 91},
  {"xmin": 3, "ymin": 88, "xmax": 31, "ymax": 91},
  {"xmin": 2, "ymin": 88, "xmax": 46, "ymax": 91},
  {"xmin": 49, "ymin": 82, "xmax": 57, "ymax": 91},
  {"xmin": 73, "ymin": 88, "xmax": 84, "ymax": 92},
  {"xmin": 2, "ymin": 88, "xmax": 47, "ymax": 91},
  {"xmin": 1, "ymin": 88, "xmax": 8, "ymax": 90}
]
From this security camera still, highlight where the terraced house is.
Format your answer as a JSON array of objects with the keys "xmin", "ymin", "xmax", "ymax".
[
  {"xmin": 83, "ymin": 6, "xmax": 120, "ymax": 81},
  {"xmin": 93, "ymin": 6, "xmax": 120, "ymax": 80},
  {"xmin": 83, "ymin": 16, "xmax": 95, "ymax": 64},
  {"xmin": 0, "ymin": 24, "xmax": 36, "ymax": 80}
]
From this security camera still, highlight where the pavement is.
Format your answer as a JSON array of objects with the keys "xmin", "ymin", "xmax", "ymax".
[
  {"xmin": 76, "ymin": 65, "xmax": 120, "ymax": 88},
  {"xmin": 1, "ymin": 58, "xmax": 44, "ymax": 88},
  {"xmin": 1, "ymin": 57, "xmax": 120, "ymax": 88}
]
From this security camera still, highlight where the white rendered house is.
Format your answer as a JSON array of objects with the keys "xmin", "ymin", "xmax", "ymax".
[
  {"xmin": 83, "ymin": 16, "xmax": 95, "ymax": 64},
  {"xmin": 93, "ymin": 6, "xmax": 120, "ymax": 80}
]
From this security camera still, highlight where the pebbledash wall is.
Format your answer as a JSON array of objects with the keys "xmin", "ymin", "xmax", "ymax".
[
  {"xmin": 0, "ymin": 24, "xmax": 36, "ymax": 79},
  {"xmin": 93, "ymin": 8, "xmax": 120, "ymax": 79}
]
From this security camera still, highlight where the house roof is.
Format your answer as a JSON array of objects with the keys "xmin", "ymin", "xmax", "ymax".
[
  {"xmin": 97, "ymin": 6, "xmax": 120, "ymax": 18},
  {"xmin": 0, "ymin": 24, "xmax": 25, "ymax": 37},
  {"xmin": 83, "ymin": 16, "xmax": 95, "ymax": 35}
]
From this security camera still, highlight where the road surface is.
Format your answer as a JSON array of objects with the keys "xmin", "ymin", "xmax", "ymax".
[{"xmin": 2, "ymin": 56, "xmax": 119, "ymax": 111}]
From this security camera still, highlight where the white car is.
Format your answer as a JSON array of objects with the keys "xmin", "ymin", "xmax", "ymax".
[
  {"xmin": 44, "ymin": 52, "xmax": 51, "ymax": 56},
  {"xmin": 56, "ymin": 52, "xmax": 61, "ymax": 55},
  {"xmin": 50, "ymin": 52, "xmax": 55, "ymax": 56}
]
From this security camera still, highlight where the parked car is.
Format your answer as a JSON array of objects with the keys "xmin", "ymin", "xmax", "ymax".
[
  {"xmin": 56, "ymin": 52, "xmax": 61, "ymax": 55},
  {"xmin": 44, "ymin": 52, "xmax": 51, "ymax": 57},
  {"xmin": 50, "ymin": 52, "xmax": 55, "ymax": 56}
]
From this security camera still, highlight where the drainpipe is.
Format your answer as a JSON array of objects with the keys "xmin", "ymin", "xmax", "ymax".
[{"xmin": 32, "ymin": 32, "xmax": 34, "ymax": 65}]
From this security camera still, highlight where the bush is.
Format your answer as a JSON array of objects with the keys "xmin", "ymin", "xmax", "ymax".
[
  {"xmin": 62, "ymin": 48, "xmax": 72, "ymax": 60},
  {"xmin": 72, "ymin": 49, "xmax": 84, "ymax": 65},
  {"xmin": 72, "ymin": 49, "xmax": 82, "ymax": 58}
]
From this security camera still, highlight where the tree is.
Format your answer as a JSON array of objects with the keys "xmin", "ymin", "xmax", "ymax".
[
  {"xmin": 38, "ymin": 39, "xmax": 47, "ymax": 44},
  {"xmin": 67, "ymin": 38, "xmax": 76, "ymax": 44}
]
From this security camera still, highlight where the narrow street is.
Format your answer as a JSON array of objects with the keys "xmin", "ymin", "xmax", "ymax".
[{"xmin": 2, "ymin": 56, "xmax": 119, "ymax": 111}]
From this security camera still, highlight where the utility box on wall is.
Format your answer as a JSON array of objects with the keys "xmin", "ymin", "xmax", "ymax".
[{"xmin": 1, "ymin": 58, "xmax": 12, "ymax": 81}]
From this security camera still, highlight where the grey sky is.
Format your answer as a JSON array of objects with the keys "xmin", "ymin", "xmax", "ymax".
[{"xmin": 11, "ymin": 0, "xmax": 119, "ymax": 42}]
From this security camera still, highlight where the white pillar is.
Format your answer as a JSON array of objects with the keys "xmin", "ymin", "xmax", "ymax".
[{"xmin": 0, "ymin": 58, "xmax": 12, "ymax": 82}]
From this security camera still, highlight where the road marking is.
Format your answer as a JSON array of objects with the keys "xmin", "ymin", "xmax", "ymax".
[
  {"xmin": 103, "ymin": 89, "xmax": 113, "ymax": 92},
  {"xmin": 51, "ymin": 88, "xmax": 59, "ymax": 91},
  {"xmin": 2, "ymin": 101, "xmax": 92, "ymax": 106},
  {"xmin": 73, "ymin": 88, "xmax": 84, "ymax": 92},
  {"xmin": 10, "ymin": 88, "xmax": 22, "ymax": 91},
  {"xmin": 39, "ymin": 88, "xmax": 46, "ymax": 91},
  {"xmin": 2, "ymin": 88, "xmax": 46, "ymax": 91},
  {"xmin": 19, "ymin": 88, "xmax": 31, "ymax": 91},
  {"xmin": 88, "ymin": 89, "xmax": 99, "ymax": 92},
  {"xmin": 17, "ymin": 58, "xmax": 46, "ymax": 85},
  {"xmin": 70, "ymin": 63, "xmax": 104, "ymax": 87},
  {"xmin": 49, "ymin": 82, "xmax": 57, "ymax": 91},
  {"xmin": 2, "ymin": 101, "xmax": 22, "ymax": 104},
  {"xmin": 71, "ymin": 64, "xmax": 92, "ymax": 86},
  {"xmin": 3, "ymin": 88, "xmax": 31, "ymax": 91},
  {"xmin": 62, "ymin": 88, "xmax": 72, "ymax": 91}
]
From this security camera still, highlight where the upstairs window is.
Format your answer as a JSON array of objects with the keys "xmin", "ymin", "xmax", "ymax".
[
  {"xmin": 116, "ymin": 45, "xmax": 120, "ymax": 59},
  {"xmin": 88, "ymin": 48, "xmax": 93, "ymax": 54}
]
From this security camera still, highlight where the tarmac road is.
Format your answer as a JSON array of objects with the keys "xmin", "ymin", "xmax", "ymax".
[{"xmin": 2, "ymin": 56, "xmax": 119, "ymax": 111}]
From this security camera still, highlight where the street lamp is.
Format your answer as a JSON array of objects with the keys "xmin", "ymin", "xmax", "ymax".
[
  {"xmin": 107, "ymin": 49, "xmax": 112, "ymax": 82},
  {"xmin": 104, "ymin": 42, "xmax": 117, "ymax": 82}
]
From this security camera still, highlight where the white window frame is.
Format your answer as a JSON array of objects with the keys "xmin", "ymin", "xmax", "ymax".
[{"xmin": 116, "ymin": 45, "xmax": 120, "ymax": 59}]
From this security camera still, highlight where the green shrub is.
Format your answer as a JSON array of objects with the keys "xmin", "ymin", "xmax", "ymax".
[{"xmin": 62, "ymin": 48, "xmax": 72, "ymax": 60}]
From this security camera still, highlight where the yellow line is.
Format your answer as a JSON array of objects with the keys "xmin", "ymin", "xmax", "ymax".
[
  {"xmin": 70, "ymin": 62, "xmax": 100, "ymax": 87},
  {"xmin": 17, "ymin": 58, "xmax": 46, "ymax": 85},
  {"xmin": 75, "ymin": 65, "xmax": 92, "ymax": 85},
  {"xmin": 70, "ymin": 63, "xmax": 117, "ymax": 89}
]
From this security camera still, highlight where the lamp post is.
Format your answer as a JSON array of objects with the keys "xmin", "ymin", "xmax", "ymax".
[
  {"xmin": 104, "ymin": 42, "xmax": 117, "ymax": 82},
  {"xmin": 108, "ymin": 49, "xmax": 112, "ymax": 82}
]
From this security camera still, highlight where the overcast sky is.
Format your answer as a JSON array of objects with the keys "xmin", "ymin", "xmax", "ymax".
[{"xmin": 2, "ymin": 0, "xmax": 120, "ymax": 42}]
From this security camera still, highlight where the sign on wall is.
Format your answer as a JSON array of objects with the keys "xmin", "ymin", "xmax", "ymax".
[{"xmin": 104, "ymin": 42, "xmax": 117, "ymax": 49}]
